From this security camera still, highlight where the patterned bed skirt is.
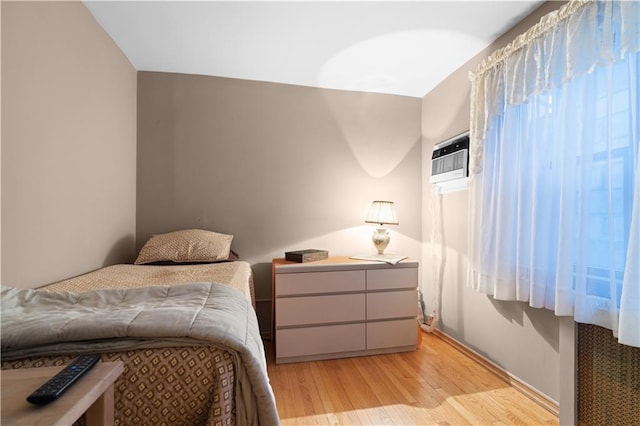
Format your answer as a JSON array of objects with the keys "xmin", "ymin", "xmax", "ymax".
[{"xmin": 2, "ymin": 346, "xmax": 236, "ymax": 426}]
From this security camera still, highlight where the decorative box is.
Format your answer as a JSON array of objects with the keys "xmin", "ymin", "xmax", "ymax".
[{"xmin": 285, "ymin": 249, "xmax": 329, "ymax": 263}]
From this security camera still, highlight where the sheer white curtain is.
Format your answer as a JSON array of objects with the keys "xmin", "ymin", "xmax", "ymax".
[{"xmin": 468, "ymin": 0, "xmax": 640, "ymax": 347}]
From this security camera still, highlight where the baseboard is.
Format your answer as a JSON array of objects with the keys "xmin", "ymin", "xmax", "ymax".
[{"xmin": 432, "ymin": 329, "xmax": 560, "ymax": 417}]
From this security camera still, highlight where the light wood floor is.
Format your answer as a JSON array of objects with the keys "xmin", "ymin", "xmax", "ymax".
[{"xmin": 266, "ymin": 331, "xmax": 558, "ymax": 425}]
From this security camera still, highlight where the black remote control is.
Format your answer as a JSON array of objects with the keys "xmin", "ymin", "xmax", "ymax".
[{"xmin": 26, "ymin": 354, "xmax": 101, "ymax": 405}]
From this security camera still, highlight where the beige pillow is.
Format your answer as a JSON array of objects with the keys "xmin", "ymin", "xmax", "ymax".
[{"xmin": 135, "ymin": 229, "xmax": 234, "ymax": 265}]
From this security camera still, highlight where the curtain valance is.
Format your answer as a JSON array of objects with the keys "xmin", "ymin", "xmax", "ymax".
[{"xmin": 469, "ymin": 0, "xmax": 640, "ymax": 174}]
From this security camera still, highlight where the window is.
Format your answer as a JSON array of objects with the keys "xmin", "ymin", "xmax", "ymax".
[{"xmin": 468, "ymin": 1, "xmax": 639, "ymax": 347}]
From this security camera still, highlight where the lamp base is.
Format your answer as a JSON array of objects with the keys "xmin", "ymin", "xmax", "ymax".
[{"xmin": 371, "ymin": 228, "xmax": 390, "ymax": 255}]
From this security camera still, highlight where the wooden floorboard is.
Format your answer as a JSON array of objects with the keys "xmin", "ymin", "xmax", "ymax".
[{"xmin": 266, "ymin": 331, "xmax": 559, "ymax": 425}]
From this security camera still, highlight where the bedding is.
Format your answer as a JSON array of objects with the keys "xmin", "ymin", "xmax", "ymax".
[
  {"xmin": 1, "ymin": 261, "xmax": 277, "ymax": 426},
  {"xmin": 39, "ymin": 262, "xmax": 256, "ymax": 306}
]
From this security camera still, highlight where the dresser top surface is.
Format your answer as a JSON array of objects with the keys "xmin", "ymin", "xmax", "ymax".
[{"xmin": 273, "ymin": 256, "xmax": 418, "ymax": 273}]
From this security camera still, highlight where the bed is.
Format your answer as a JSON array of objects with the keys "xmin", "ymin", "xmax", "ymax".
[{"xmin": 1, "ymin": 229, "xmax": 279, "ymax": 426}]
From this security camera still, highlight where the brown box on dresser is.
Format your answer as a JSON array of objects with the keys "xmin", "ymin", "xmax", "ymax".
[{"xmin": 284, "ymin": 249, "xmax": 329, "ymax": 263}]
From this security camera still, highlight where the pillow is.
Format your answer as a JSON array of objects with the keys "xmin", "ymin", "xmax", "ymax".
[{"xmin": 135, "ymin": 229, "xmax": 234, "ymax": 265}]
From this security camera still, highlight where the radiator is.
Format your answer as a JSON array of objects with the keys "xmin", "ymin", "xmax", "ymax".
[{"xmin": 577, "ymin": 323, "xmax": 640, "ymax": 425}]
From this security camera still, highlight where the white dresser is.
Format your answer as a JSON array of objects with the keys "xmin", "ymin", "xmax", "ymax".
[{"xmin": 272, "ymin": 256, "xmax": 419, "ymax": 364}]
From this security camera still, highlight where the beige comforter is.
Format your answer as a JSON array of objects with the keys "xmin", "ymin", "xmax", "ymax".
[
  {"xmin": 40, "ymin": 262, "xmax": 255, "ymax": 304},
  {"xmin": 1, "ymin": 282, "xmax": 279, "ymax": 426}
]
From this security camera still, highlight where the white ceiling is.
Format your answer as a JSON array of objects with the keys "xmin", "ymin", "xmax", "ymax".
[{"xmin": 83, "ymin": 1, "xmax": 543, "ymax": 98}]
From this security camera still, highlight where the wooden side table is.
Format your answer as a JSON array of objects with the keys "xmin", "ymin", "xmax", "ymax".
[{"xmin": 1, "ymin": 361, "xmax": 124, "ymax": 426}]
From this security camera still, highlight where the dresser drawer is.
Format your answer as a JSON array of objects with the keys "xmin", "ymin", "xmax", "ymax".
[
  {"xmin": 277, "ymin": 323, "xmax": 366, "ymax": 359},
  {"xmin": 367, "ymin": 318, "xmax": 417, "ymax": 350},
  {"xmin": 367, "ymin": 289, "xmax": 417, "ymax": 320},
  {"xmin": 367, "ymin": 267, "xmax": 418, "ymax": 290},
  {"xmin": 276, "ymin": 294, "xmax": 365, "ymax": 327},
  {"xmin": 276, "ymin": 270, "xmax": 365, "ymax": 296}
]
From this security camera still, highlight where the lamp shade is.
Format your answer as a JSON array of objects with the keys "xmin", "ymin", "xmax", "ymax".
[{"xmin": 365, "ymin": 201, "xmax": 399, "ymax": 226}]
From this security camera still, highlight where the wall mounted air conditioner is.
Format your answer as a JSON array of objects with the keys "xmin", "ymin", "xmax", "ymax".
[{"xmin": 430, "ymin": 131, "xmax": 469, "ymax": 194}]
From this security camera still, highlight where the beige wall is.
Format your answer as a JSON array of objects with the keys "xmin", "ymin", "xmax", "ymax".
[
  {"xmin": 1, "ymin": 1, "xmax": 137, "ymax": 288},
  {"xmin": 137, "ymin": 72, "xmax": 422, "ymax": 335},
  {"xmin": 1, "ymin": 1, "xmax": 3, "ymax": 284},
  {"xmin": 421, "ymin": 1, "xmax": 567, "ymax": 404}
]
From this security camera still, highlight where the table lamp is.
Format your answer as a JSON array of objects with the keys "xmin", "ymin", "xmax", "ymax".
[{"xmin": 365, "ymin": 201, "xmax": 398, "ymax": 255}]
